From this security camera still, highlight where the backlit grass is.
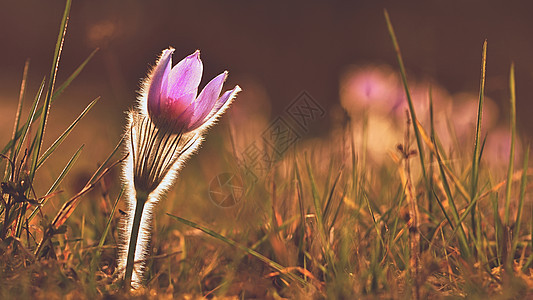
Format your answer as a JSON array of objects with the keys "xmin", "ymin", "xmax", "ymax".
[{"xmin": 1, "ymin": 1, "xmax": 532, "ymax": 298}]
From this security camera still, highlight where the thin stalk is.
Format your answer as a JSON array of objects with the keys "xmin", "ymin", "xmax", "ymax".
[
  {"xmin": 5, "ymin": 60, "xmax": 29, "ymax": 180},
  {"xmin": 124, "ymin": 192, "xmax": 148, "ymax": 291},
  {"xmin": 14, "ymin": 78, "xmax": 45, "ymax": 165},
  {"xmin": 19, "ymin": 0, "xmax": 71, "ymax": 239},
  {"xmin": 504, "ymin": 63, "xmax": 517, "ymax": 226},
  {"xmin": 405, "ymin": 138, "xmax": 420, "ymax": 300},
  {"xmin": 384, "ymin": 10, "xmax": 428, "ymax": 189},
  {"xmin": 29, "ymin": 0, "xmax": 71, "ymax": 180},
  {"xmin": 99, "ymin": 188, "xmax": 123, "ymax": 250},
  {"xmin": 512, "ymin": 145, "xmax": 529, "ymax": 256},
  {"xmin": 434, "ymin": 139, "xmax": 471, "ymax": 259},
  {"xmin": 470, "ymin": 42, "xmax": 487, "ymax": 251},
  {"xmin": 491, "ymin": 192, "xmax": 503, "ymax": 266},
  {"xmin": 428, "ymin": 86, "xmax": 435, "ymax": 215},
  {"xmin": 293, "ymin": 160, "xmax": 307, "ymax": 275},
  {"xmin": 306, "ymin": 154, "xmax": 338, "ymax": 276}
]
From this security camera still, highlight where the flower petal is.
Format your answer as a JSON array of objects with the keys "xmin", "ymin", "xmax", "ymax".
[
  {"xmin": 166, "ymin": 50, "xmax": 203, "ymax": 102},
  {"xmin": 209, "ymin": 86, "xmax": 239, "ymax": 118},
  {"xmin": 147, "ymin": 48, "xmax": 174, "ymax": 117},
  {"xmin": 188, "ymin": 71, "xmax": 228, "ymax": 127},
  {"xmin": 189, "ymin": 85, "xmax": 241, "ymax": 131}
]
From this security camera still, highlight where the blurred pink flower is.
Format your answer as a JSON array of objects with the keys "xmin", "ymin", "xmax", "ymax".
[
  {"xmin": 484, "ymin": 126, "xmax": 522, "ymax": 170},
  {"xmin": 147, "ymin": 49, "xmax": 240, "ymax": 133},
  {"xmin": 340, "ymin": 64, "xmax": 400, "ymax": 115},
  {"xmin": 451, "ymin": 92, "xmax": 498, "ymax": 135},
  {"xmin": 391, "ymin": 82, "xmax": 452, "ymax": 121}
]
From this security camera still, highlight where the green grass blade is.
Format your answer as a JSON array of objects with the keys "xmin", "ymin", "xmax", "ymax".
[
  {"xmin": 329, "ymin": 183, "xmax": 346, "ymax": 232},
  {"xmin": 321, "ymin": 162, "xmax": 334, "ymax": 206},
  {"xmin": 88, "ymin": 134, "xmax": 125, "ymax": 186},
  {"xmin": 363, "ymin": 192, "xmax": 386, "ymax": 250},
  {"xmin": 323, "ymin": 166, "xmax": 343, "ymax": 223},
  {"xmin": 293, "ymin": 160, "xmax": 307, "ymax": 272},
  {"xmin": 167, "ymin": 213, "xmax": 308, "ymax": 286},
  {"xmin": 511, "ymin": 145, "xmax": 529, "ymax": 257},
  {"xmin": 305, "ymin": 154, "xmax": 337, "ymax": 276},
  {"xmin": 5, "ymin": 60, "xmax": 30, "ymax": 180},
  {"xmin": 11, "ymin": 78, "xmax": 46, "ymax": 159},
  {"xmin": 98, "ymin": 187, "xmax": 123, "ymax": 249},
  {"xmin": 17, "ymin": 0, "xmax": 72, "ymax": 234},
  {"xmin": 470, "ymin": 41, "xmax": 487, "ymax": 254},
  {"xmin": 491, "ymin": 193, "xmax": 503, "ymax": 266},
  {"xmin": 350, "ymin": 130, "xmax": 357, "ymax": 195},
  {"xmin": 11, "ymin": 77, "xmax": 44, "ymax": 238},
  {"xmin": 504, "ymin": 63, "xmax": 517, "ymax": 226},
  {"xmin": 433, "ymin": 139, "xmax": 471, "ymax": 258},
  {"xmin": 428, "ymin": 86, "xmax": 436, "ymax": 214},
  {"xmin": 46, "ymin": 145, "xmax": 84, "ymax": 196},
  {"xmin": 27, "ymin": 144, "xmax": 84, "ymax": 223},
  {"xmin": 36, "ymin": 96, "xmax": 100, "ymax": 170},
  {"xmin": 29, "ymin": 0, "xmax": 71, "ymax": 180},
  {"xmin": 305, "ymin": 154, "xmax": 326, "ymax": 236},
  {"xmin": 471, "ymin": 40, "xmax": 487, "ymax": 199},
  {"xmin": 389, "ymin": 184, "xmax": 406, "ymax": 242},
  {"xmin": 384, "ymin": 10, "xmax": 428, "ymax": 187},
  {"xmin": 432, "ymin": 191, "xmax": 455, "ymax": 232}
]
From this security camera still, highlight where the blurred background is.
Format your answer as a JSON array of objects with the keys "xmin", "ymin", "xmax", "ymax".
[{"xmin": 1, "ymin": 0, "xmax": 532, "ymax": 189}]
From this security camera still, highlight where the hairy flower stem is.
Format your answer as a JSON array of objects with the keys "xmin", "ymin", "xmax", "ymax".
[{"xmin": 124, "ymin": 191, "xmax": 148, "ymax": 290}]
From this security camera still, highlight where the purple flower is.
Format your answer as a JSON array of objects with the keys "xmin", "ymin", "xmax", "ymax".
[
  {"xmin": 120, "ymin": 48, "xmax": 240, "ymax": 289},
  {"xmin": 146, "ymin": 48, "xmax": 239, "ymax": 133}
]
